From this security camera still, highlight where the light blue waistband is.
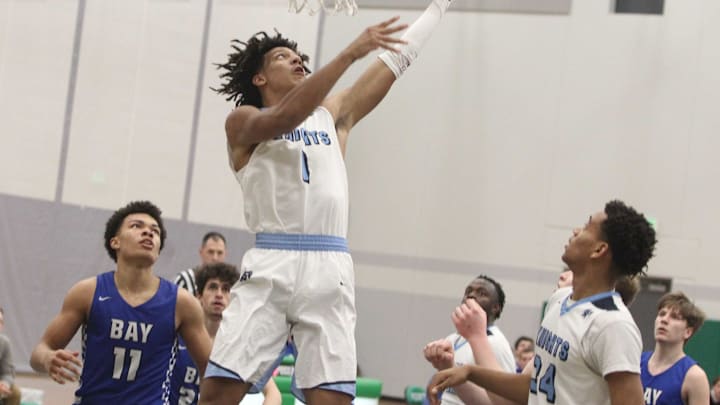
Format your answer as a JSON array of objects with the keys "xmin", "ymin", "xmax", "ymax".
[{"xmin": 255, "ymin": 233, "xmax": 349, "ymax": 252}]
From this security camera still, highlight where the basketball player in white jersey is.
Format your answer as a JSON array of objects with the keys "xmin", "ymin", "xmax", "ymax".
[
  {"xmin": 427, "ymin": 200, "xmax": 657, "ymax": 405},
  {"xmin": 423, "ymin": 275, "xmax": 515, "ymax": 405},
  {"xmin": 199, "ymin": 2, "xmax": 455, "ymax": 405}
]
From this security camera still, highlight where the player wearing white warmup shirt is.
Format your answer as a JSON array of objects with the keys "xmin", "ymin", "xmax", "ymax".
[
  {"xmin": 199, "ymin": 1, "xmax": 456, "ymax": 405},
  {"xmin": 427, "ymin": 200, "xmax": 657, "ymax": 405},
  {"xmin": 424, "ymin": 275, "xmax": 515, "ymax": 405}
]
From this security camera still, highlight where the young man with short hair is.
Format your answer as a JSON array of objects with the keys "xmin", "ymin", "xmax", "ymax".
[
  {"xmin": 640, "ymin": 291, "xmax": 709, "ymax": 405},
  {"xmin": 31, "ymin": 201, "xmax": 211, "ymax": 404}
]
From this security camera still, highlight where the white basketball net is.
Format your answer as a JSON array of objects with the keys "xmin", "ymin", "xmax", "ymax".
[{"xmin": 288, "ymin": 0, "xmax": 358, "ymax": 16}]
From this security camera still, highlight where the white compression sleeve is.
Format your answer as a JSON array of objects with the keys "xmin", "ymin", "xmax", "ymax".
[{"xmin": 378, "ymin": 0, "xmax": 453, "ymax": 78}]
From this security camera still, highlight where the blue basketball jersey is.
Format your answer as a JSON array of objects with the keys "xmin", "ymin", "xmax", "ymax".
[
  {"xmin": 74, "ymin": 271, "xmax": 178, "ymax": 404},
  {"xmin": 641, "ymin": 351, "xmax": 696, "ymax": 405},
  {"xmin": 168, "ymin": 336, "xmax": 200, "ymax": 405}
]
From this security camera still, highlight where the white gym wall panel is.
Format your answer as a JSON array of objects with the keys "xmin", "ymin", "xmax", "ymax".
[
  {"xmin": 189, "ymin": 2, "xmax": 321, "ymax": 228},
  {"xmin": 0, "ymin": 0, "xmax": 76, "ymax": 200},
  {"xmin": 61, "ymin": 0, "xmax": 206, "ymax": 218}
]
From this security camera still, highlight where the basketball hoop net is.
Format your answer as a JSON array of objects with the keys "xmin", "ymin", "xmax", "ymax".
[{"xmin": 288, "ymin": 0, "xmax": 358, "ymax": 16}]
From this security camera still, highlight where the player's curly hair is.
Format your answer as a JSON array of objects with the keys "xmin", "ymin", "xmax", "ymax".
[
  {"xmin": 601, "ymin": 200, "xmax": 657, "ymax": 278},
  {"xmin": 475, "ymin": 274, "xmax": 506, "ymax": 320},
  {"xmin": 212, "ymin": 30, "xmax": 310, "ymax": 107},
  {"xmin": 195, "ymin": 262, "xmax": 240, "ymax": 296},
  {"xmin": 104, "ymin": 201, "xmax": 166, "ymax": 262}
]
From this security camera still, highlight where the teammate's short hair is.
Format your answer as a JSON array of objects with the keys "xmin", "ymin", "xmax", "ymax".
[
  {"xmin": 476, "ymin": 274, "xmax": 506, "ymax": 319},
  {"xmin": 601, "ymin": 200, "xmax": 657, "ymax": 278},
  {"xmin": 514, "ymin": 336, "xmax": 534, "ymax": 351},
  {"xmin": 657, "ymin": 291, "xmax": 706, "ymax": 339},
  {"xmin": 212, "ymin": 31, "xmax": 310, "ymax": 108},
  {"xmin": 615, "ymin": 276, "xmax": 641, "ymax": 307},
  {"xmin": 195, "ymin": 262, "xmax": 240, "ymax": 296},
  {"xmin": 104, "ymin": 201, "xmax": 166, "ymax": 262},
  {"xmin": 202, "ymin": 231, "xmax": 226, "ymax": 246}
]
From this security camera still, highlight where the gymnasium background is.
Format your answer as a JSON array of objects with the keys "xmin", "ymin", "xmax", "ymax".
[{"xmin": 1, "ymin": 0, "xmax": 719, "ymax": 397}]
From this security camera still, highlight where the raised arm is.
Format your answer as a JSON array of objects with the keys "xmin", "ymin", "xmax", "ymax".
[
  {"xmin": 226, "ymin": 18, "xmax": 407, "ymax": 169},
  {"xmin": 327, "ymin": 0, "xmax": 454, "ymax": 147},
  {"xmin": 453, "ymin": 301, "xmax": 527, "ymax": 405},
  {"xmin": 176, "ymin": 288, "xmax": 212, "ymax": 377},
  {"xmin": 423, "ymin": 337, "xmax": 500, "ymax": 405},
  {"xmin": 30, "ymin": 278, "xmax": 93, "ymax": 384}
]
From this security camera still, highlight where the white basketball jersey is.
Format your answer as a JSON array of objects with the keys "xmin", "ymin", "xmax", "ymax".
[
  {"xmin": 441, "ymin": 325, "xmax": 516, "ymax": 405},
  {"xmin": 529, "ymin": 287, "xmax": 641, "ymax": 405},
  {"xmin": 231, "ymin": 107, "xmax": 348, "ymax": 237}
]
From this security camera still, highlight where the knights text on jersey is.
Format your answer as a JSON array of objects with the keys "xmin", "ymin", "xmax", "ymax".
[
  {"xmin": 232, "ymin": 107, "xmax": 349, "ymax": 237},
  {"xmin": 529, "ymin": 287, "xmax": 642, "ymax": 405},
  {"xmin": 74, "ymin": 272, "xmax": 178, "ymax": 404}
]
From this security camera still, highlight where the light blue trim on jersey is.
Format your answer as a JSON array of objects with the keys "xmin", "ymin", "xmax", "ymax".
[
  {"xmin": 247, "ymin": 345, "xmax": 292, "ymax": 395},
  {"xmin": 205, "ymin": 361, "xmax": 243, "ymax": 380},
  {"xmin": 256, "ymin": 233, "xmax": 348, "ymax": 252},
  {"xmin": 560, "ymin": 290, "xmax": 618, "ymax": 315},
  {"xmin": 452, "ymin": 327, "xmax": 492, "ymax": 351},
  {"xmin": 205, "ymin": 343, "xmax": 294, "ymax": 394}
]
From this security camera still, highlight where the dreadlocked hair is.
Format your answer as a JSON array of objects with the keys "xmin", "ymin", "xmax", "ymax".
[{"xmin": 212, "ymin": 30, "xmax": 310, "ymax": 108}]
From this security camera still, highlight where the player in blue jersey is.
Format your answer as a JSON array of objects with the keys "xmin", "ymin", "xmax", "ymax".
[
  {"xmin": 200, "ymin": 2, "xmax": 454, "ymax": 405},
  {"xmin": 30, "ymin": 201, "xmax": 212, "ymax": 404},
  {"xmin": 170, "ymin": 262, "xmax": 281, "ymax": 405},
  {"xmin": 427, "ymin": 200, "xmax": 657, "ymax": 405},
  {"xmin": 640, "ymin": 291, "xmax": 709, "ymax": 405}
]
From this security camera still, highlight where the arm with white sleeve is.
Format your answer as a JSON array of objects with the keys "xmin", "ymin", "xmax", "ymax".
[{"xmin": 328, "ymin": 0, "xmax": 455, "ymax": 145}]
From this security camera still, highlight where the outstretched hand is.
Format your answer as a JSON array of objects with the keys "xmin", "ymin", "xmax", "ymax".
[
  {"xmin": 427, "ymin": 365, "xmax": 472, "ymax": 405},
  {"xmin": 345, "ymin": 17, "xmax": 408, "ymax": 61},
  {"xmin": 452, "ymin": 299, "xmax": 488, "ymax": 340},
  {"xmin": 46, "ymin": 349, "xmax": 82, "ymax": 384},
  {"xmin": 423, "ymin": 339, "xmax": 455, "ymax": 370}
]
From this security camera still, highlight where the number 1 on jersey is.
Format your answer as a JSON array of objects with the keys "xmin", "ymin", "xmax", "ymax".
[{"xmin": 301, "ymin": 151, "xmax": 310, "ymax": 183}]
